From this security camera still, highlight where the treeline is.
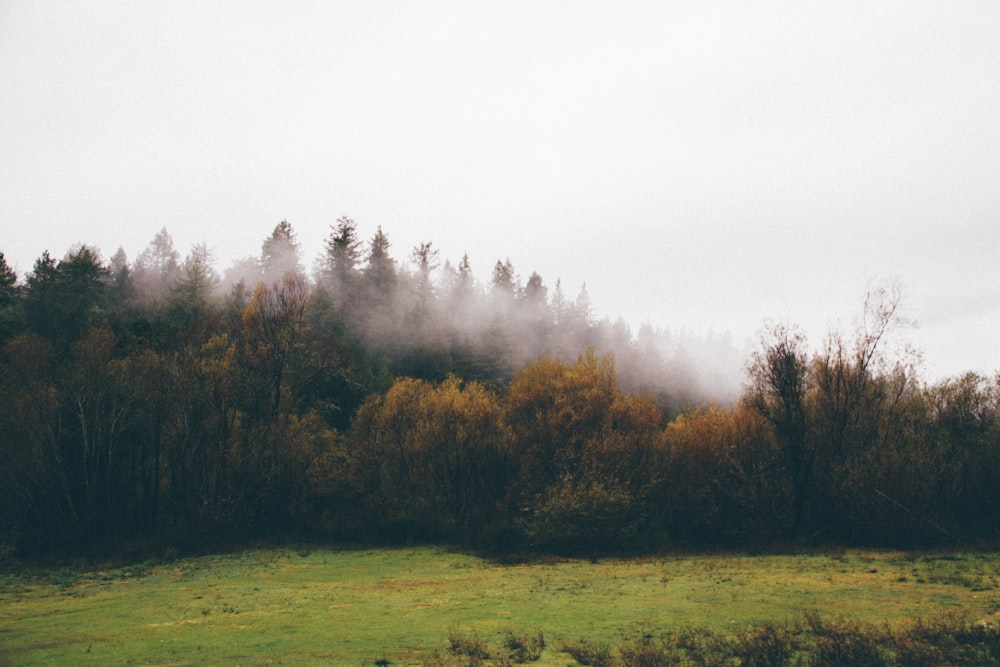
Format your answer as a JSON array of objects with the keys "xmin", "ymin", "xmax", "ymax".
[{"xmin": 0, "ymin": 220, "xmax": 997, "ymax": 557}]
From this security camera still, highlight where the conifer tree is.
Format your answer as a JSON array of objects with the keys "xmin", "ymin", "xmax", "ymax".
[
  {"xmin": 0, "ymin": 251, "xmax": 22, "ymax": 339},
  {"xmin": 261, "ymin": 220, "xmax": 303, "ymax": 284},
  {"xmin": 135, "ymin": 227, "xmax": 181, "ymax": 304},
  {"xmin": 365, "ymin": 225, "xmax": 396, "ymax": 296},
  {"xmin": 323, "ymin": 216, "xmax": 363, "ymax": 291}
]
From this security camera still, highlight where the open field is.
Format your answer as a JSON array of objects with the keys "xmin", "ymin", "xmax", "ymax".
[{"xmin": 2, "ymin": 546, "xmax": 1000, "ymax": 665}]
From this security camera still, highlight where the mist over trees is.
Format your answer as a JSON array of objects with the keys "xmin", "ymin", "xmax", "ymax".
[{"xmin": 1, "ymin": 221, "xmax": 998, "ymax": 559}]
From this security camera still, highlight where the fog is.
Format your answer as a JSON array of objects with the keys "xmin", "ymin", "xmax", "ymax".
[
  {"xmin": 2, "ymin": 3, "xmax": 998, "ymax": 383},
  {"xmin": 106, "ymin": 220, "xmax": 749, "ymax": 407}
]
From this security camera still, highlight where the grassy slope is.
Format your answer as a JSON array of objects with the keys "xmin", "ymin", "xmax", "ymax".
[{"xmin": 2, "ymin": 547, "xmax": 999, "ymax": 666}]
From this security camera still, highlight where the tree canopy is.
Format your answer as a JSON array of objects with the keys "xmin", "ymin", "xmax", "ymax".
[{"xmin": 2, "ymin": 222, "xmax": 998, "ymax": 559}]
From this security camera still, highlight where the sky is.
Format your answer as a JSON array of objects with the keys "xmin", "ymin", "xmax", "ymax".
[{"xmin": 1, "ymin": 1, "xmax": 999, "ymax": 381}]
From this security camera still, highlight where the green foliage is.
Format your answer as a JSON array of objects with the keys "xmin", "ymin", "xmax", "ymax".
[
  {"xmin": 23, "ymin": 246, "xmax": 111, "ymax": 343},
  {"xmin": 0, "ymin": 250, "xmax": 22, "ymax": 340}
]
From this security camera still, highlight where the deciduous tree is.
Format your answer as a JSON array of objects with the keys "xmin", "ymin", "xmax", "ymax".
[{"xmin": 744, "ymin": 322, "xmax": 811, "ymax": 536}]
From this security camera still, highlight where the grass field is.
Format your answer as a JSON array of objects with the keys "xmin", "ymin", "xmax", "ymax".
[{"xmin": 2, "ymin": 546, "xmax": 999, "ymax": 665}]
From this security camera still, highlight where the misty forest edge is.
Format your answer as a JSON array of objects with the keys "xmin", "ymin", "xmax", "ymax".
[{"xmin": 0, "ymin": 219, "xmax": 997, "ymax": 559}]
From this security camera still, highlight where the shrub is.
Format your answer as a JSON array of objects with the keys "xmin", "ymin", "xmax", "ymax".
[
  {"xmin": 558, "ymin": 640, "xmax": 615, "ymax": 667},
  {"xmin": 736, "ymin": 623, "xmax": 793, "ymax": 667},
  {"xmin": 447, "ymin": 630, "xmax": 491, "ymax": 663},
  {"xmin": 502, "ymin": 630, "xmax": 545, "ymax": 663},
  {"xmin": 804, "ymin": 613, "xmax": 888, "ymax": 667}
]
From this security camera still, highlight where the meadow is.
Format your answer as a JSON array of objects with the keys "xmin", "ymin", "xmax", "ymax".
[{"xmin": 2, "ymin": 546, "xmax": 1000, "ymax": 666}]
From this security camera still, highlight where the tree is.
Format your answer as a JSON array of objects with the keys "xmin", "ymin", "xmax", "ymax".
[
  {"xmin": 0, "ymin": 251, "xmax": 23, "ymax": 340},
  {"xmin": 323, "ymin": 216, "xmax": 363, "ymax": 289},
  {"xmin": 744, "ymin": 322, "xmax": 811, "ymax": 536},
  {"xmin": 63, "ymin": 328, "xmax": 134, "ymax": 542},
  {"xmin": 107, "ymin": 246, "xmax": 136, "ymax": 313},
  {"xmin": 123, "ymin": 347, "xmax": 171, "ymax": 533},
  {"xmin": 23, "ymin": 246, "xmax": 110, "ymax": 343},
  {"xmin": 743, "ymin": 283, "xmax": 922, "ymax": 542},
  {"xmin": 349, "ymin": 376, "xmax": 513, "ymax": 540},
  {"xmin": 241, "ymin": 272, "xmax": 308, "ymax": 421},
  {"xmin": 167, "ymin": 243, "xmax": 220, "ymax": 336},
  {"xmin": 410, "ymin": 241, "xmax": 439, "ymax": 307},
  {"xmin": 523, "ymin": 272, "xmax": 546, "ymax": 304},
  {"xmin": 810, "ymin": 285, "xmax": 916, "ymax": 532},
  {"xmin": 365, "ymin": 225, "xmax": 397, "ymax": 298},
  {"xmin": 814, "ymin": 284, "xmax": 912, "ymax": 457},
  {"xmin": 928, "ymin": 372, "xmax": 1000, "ymax": 538},
  {"xmin": 663, "ymin": 407, "xmax": 786, "ymax": 544},
  {"xmin": 506, "ymin": 351, "xmax": 669, "ymax": 553},
  {"xmin": 574, "ymin": 283, "xmax": 592, "ymax": 323},
  {"xmin": 21, "ymin": 251, "xmax": 58, "ymax": 338},
  {"xmin": 519, "ymin": 271, "xmax": 551, "ymax": 358},
  {"xmin": 134, "ymin": 227, "xmax": 181, "ymax": 304},
  {"xmin": 455, "ymin": 253, "xmax": 475, "ymax": 300},
  {"xmin": 505, "ymin": 351, "xmax": 617, "ymax": 504},
  {"xmin": 442, "ymin": 252, "xmax": 477, "ymax": 332},
  {"xmin": 552, "ymin": 282, "xmax": 593, "ymax": 352},
  {"xmin": 261, "ymin": 220, "xmax": 303, "ymax": 285},
  {"xmin": 550, "ymin": 279, "xmax": 568, "ymax": 328},
  {"xmin": 491, "ymin": 258, "xmax": 518, "ymax": 302},
  {"xmin": 0, "ymin": 333, "xmax": 75, "ymax": 550}
]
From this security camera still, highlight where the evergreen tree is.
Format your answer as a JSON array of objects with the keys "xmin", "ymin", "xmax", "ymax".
[
  {"xmin": 0, "ymin": 251, "xmax": 23, "ymax": 339},
  {"xmin": 323, "ymin": 216, "xmax": 363, "ymax": 296},
  {"xmin": 491, "ymin": 258, "xmax": 518, "ymax": 303},
  {"xmin": 365, "ymin": 225, "xmax": 396, "ymax": 297},
  {"xmin": 107, "ymin": 246, "xmax": 136, "ymax": 311},
  {"xmin": 520, "ymin": 271, "xmax": 551, "ymax": 358},
  {"xmin": 410, "ymin": 241, "xmax": 439, "ymax": 306},
  {"xmin": 135, "ymin": 227, "xmax": 181, "ymax": 304},
  {"xmin": 23, "ymin": 247, "xmax": 110, "ymax": 342},
  {"xmin": 168, "ymin": 243, "xmax": 220, "ymax": 335},
  {"xmin": 261, "ymin": 220, "xmax": 303, "ymax": 284},
  {"xmin": 22, "ymin": 251, "xmax": 58, "ymax": 338}
]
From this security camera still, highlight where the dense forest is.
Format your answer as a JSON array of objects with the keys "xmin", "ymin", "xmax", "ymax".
[{"xmin": 1, "ymin": 219, "xmax": 998, "ymax": 559}]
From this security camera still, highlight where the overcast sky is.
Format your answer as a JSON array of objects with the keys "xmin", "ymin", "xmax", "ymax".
[{"xmin": 2, "ymin": 1, "xmax": 998, "ymax": 380}]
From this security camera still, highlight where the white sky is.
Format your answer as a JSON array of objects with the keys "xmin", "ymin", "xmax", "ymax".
[{"xmin": 2, "ymin": 1, "xmax": 999, "ymax": 381}]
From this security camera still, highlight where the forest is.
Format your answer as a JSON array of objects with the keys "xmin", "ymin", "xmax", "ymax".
[{"xmin": 1, "ymin": 218, "xmax": 998, "ymax": 559}]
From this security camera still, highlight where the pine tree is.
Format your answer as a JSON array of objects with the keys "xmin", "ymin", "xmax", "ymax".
[
  {"xmin": 0, "ymin": 251, "xmax": 22, "ymax": 339},
  {"xmin": 135, "ymin": 227, "xmax": 181, "ymax": 304},
  {"xmin": 323, "ymin": 216, "xmax": 363, "ymax": 289},
  {"xmin": 261, "ymin": 220, "xmax": 303, "ymax": 284},
  {"xmin": 365, "ymin": 225, "xmax": 397, "ymax": 298}
]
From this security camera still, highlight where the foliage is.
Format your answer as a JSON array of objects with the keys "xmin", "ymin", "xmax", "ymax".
[
  {"xmin": 663, "ymin": 407, "xmax": 789, "ymax": 545},
  {"xmin": 350, "ymin": 375, "xmax": 514, "ymax": 542},
  {"xmin": 2, "ymin": 226, "xmax": 1000, "ymax": 557}
]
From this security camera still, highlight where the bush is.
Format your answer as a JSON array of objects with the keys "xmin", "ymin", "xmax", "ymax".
[
  {"xmin": 448, "ymin": 630, "xmax": 491, "ymax": 663},
  {"xmin": 443, "ymin": 613, "xmax": 1000, "ymax": 667},
  {"xmin": 558, "ymin": 640, "xmax": 615, "ymax": 667},
  {"xmin": 502, "ymin": 630, "xmax": 545, "ymax": 663},
  {"xmin": 893, "ymin": 614, "xmax": 1000, "ymax": 666},
  {"xmin": 736, "ymin": 623, "xmax": 792, "ymax": 667},
  {"xmin": 431, "ymin": 629, "xmax": 546, "ymax": 667},
  {"xmin": 804, "ymin": 613, "xmax": 888, "ymax": 666}
]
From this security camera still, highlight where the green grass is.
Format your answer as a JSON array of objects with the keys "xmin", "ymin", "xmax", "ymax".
[{"xmin": 2, "ymin": 547, "xmax": 1000, "ymax": 665}]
